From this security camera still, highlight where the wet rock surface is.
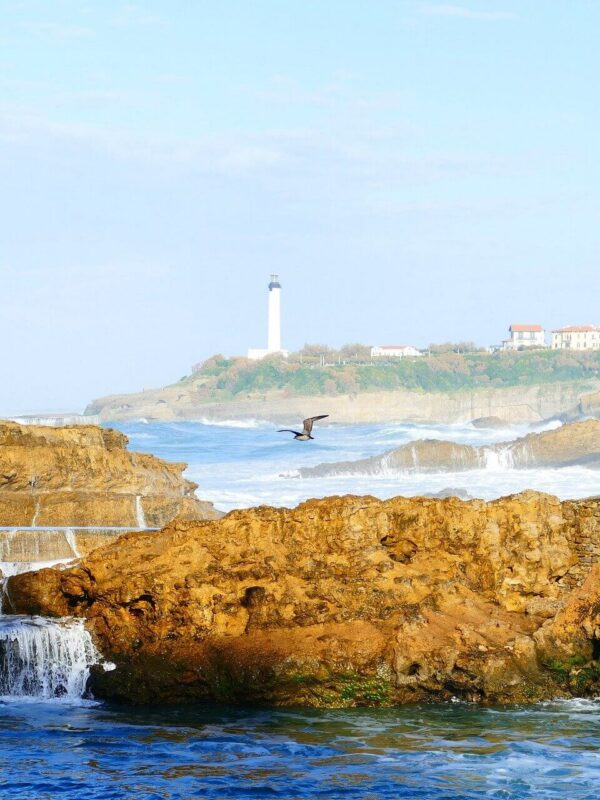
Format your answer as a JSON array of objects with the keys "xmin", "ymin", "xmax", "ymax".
[
  {"xmin": 0, "ymin": 420, "xmax": 220, "ymax": 528},
  {"xmin": 7, "ymin": 491, "xmax": 600, "ymax": 706}
]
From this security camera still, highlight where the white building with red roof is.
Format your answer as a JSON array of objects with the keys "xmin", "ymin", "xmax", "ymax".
[
  {"xmin": 502, "ymin": 324, "xmax": 546, "ymax": 351},
  {"xmin": 371, "ymin": 345, "xmax": 422, "ymax": 358},
  {"xmin": 552, "ymin": 325, "xmax": 600, "ymax": 350}
]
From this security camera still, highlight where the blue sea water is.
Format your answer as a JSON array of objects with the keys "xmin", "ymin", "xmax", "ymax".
[
  {"xmin": 114, "ymin": 418, "xmax": 600, "ymax": 512},
  {"xmin": 1, "ymin": 700, "xmax": 600, "ymax": 799},
  {"xmin": 1, "ymin": 420, "xmax": 599, "ymax": 799}
]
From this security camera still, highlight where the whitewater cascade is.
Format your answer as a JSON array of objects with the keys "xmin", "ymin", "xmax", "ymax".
[
  {"xmin": 135, "ymin": 495, "xmax": 147, "ymax": 529},
  {"xmin": 64, "ymin": 527, "xmax": 81, "ymax": 558},
  {"xmin": 0, "ymin": 616, "xmax": 101, "ymax": 699},
  {"xmin": 481, "ymin": 446, "xmax": 516, "ymax": 470},
  {"xmin": 0, "ymin": 529, "xmax": 107, "ymax": 700}
]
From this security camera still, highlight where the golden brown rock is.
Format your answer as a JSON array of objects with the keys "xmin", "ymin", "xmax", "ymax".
[
  {"xmin": 0, "ymin": 420, "xmax": 219, "ymax": 528},
  {"xmin": 7, "ymin": 491, "xmax": 600, "ymax": 705}
]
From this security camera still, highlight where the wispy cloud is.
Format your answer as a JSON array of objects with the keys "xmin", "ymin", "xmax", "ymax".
[
  {"xmin": 0, "ymin": 104, "xmax": 512, "ymax": 187},
  {"xmin": 111, "ymin": 4, "xmax": 168, "ymax": 29},
  {"xmin": 255, "ymin": 75, "xmax": 409, "ymax": 116},
  {"xmin": 25, "ymin": 21, "xmax": 93, "ymax": 40},
  {"xmin": 421, "ymin": 4, "xmax": 516, "ymax": 21}
]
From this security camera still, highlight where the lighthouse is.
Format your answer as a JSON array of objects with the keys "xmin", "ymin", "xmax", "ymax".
[
  {"xmin": 267, "ymin": 274, "xmax": 281, "ymax": 353},
  {"xmin": 247, "ymin": 275, "xmax": 288, "ymax": 360}
]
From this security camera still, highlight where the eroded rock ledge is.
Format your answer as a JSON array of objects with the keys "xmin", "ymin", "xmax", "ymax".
[
  {"xmin": 299, "ymin": 419, "xmax": 600, "ymax": 477},
  {"xmin": 0, "ymin": 420, "xmax": 219, "ymax": 527},
  {"xmin": 7, "ymin": 491, "xmax": 600, "ymax": 706}
]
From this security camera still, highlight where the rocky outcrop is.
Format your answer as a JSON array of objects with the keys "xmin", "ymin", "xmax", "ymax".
[
  {"xmin": 299, "ymin": 420, "xmax": 600, "ymax": 477},
  {"xmin": 508, "ymin": 419, "xmax": 600, "ymax": 468},
  {"xmin": 0, "ymin": 420, "xmax": 219, "ymax": 528},
  {"xmin": 562, "ymin": 390, "xmax": 600, "ymax": 422},
  {"xmin": 471, "ymin": 416, "xmax": 512, "ymax": 429},
  {"xmin": 0, "ymin": 528, "xmax": 147, "ymax": 570},
  {"xmin": 299, "ymin": 440, "xmax": 480, "ymax": 477},
  {"xmin": 86, "ymin": 380, "xmax": 600, "ymax": 425},
  {"xmin": 580, "ymin": 391, "xmax": 600, "ymax": 418},
  {"xmin": 7, "ymin": 491, "xmax": 600, "ymax": 706}
]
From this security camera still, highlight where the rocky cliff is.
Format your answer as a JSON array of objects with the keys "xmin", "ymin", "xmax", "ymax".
[
  {"xmin": 0, "ymin": 420, "xmax": 219, "ymax": 528},
  {"xmin": 299, "ymin": 419, "xmax": 600, "ymax": 477},
  {"xmin": 8, "ymin": 491, "xmax": 600, "ymax": 706},
  {"xmin": 86, "ymin": 381, "xmax": 600, "ymax": 425}
]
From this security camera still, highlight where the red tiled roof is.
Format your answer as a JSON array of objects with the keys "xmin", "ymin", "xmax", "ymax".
[
  {"xmin": 510, "ymin": 324, "xmax": 543, "ymax": 332},
  {"xmin": 552, "ymin": 326, "xmax": 599, "ymax": 333}
]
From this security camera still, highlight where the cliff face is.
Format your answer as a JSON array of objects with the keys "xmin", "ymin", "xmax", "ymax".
[
  {"xmin": 8, "ymin": 492, "xmax": 600, "ymax": 706},
  {"xmin": 86, "ymin": 381, "xmax": 600, "ymax": 425},
  {"xmin": 0, "ymin": 421, "xmax": 219, "ymax": 528},
  {"xmin": 300, "ymin": 420, "xmax": 600, "ymax": 477}
]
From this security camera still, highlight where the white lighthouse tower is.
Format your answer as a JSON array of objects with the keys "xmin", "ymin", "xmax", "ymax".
[
  {"xmin": 247, "ymin": 275, "xmax": 288, "ymax": 360},
  {"xmin": 267, "ymin": 274, "xmax": 281, "ymax": 353}
]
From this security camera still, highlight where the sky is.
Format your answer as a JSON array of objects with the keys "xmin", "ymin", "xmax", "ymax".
[{"xmin": 1, "ymin": 0, "xmax": 599, "ymax": 412}]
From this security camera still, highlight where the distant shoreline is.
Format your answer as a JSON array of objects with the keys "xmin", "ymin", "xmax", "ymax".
[{"xmin": 84, "ymin": 379, "xmax": 600, "ymax": 426}]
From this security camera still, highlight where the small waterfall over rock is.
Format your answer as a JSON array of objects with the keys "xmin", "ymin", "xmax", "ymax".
[
  {"xmin": 0, "ymin": 616, "xmax": 101, "ymax": 699},
  {"xmin": 410, "ymin": 444, "xmax": 418, "ymax": 470},
  {"xmin": 0, "ymin": 531, "xmax": 111, "ymax": 700},
  {"xmin": 135, "ymin": 495, "xmax": 147, "ymax": 529},
  {"xmin": 64, "ymin": 527, "xmax": 80, "ymax": 559},
  {"xmin": 482, "ymin": 446, "xmax": 516, "ymax": 470}
]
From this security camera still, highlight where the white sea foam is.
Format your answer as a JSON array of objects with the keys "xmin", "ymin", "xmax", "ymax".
[
  {"xmin": 129, "ymin": 419, "xmax": 600, "ymax": 512},
  {"xmin": 196, "ymin": 417, "xmax": 271, "ymax": 429}
]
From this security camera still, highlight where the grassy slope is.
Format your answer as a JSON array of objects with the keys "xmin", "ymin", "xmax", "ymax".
[{"xmin": 178, "ymin": 350, "xmax": 600, "ymax": 401}]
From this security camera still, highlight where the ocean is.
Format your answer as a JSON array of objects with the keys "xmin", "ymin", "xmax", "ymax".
[
  {"xmin": 1, "ymin": 419, "xmax": 599, "ymax": 799},
  {"xmin": 117, "ymin": 418, "xmax": 599, "ymax": 512}
]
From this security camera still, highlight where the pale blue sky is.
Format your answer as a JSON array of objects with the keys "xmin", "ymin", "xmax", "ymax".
[{"xmin": 1, "ymin": 1, "xmax": 599, "ymax": 411}]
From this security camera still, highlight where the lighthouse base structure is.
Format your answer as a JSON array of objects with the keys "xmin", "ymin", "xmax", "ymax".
[{"xmin": 247, "ymin": 348, "xmax": 289, "ymax": 361}]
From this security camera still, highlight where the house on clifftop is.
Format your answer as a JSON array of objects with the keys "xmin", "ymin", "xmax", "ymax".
[
  {"xmin": 502, "ymin": 324, "xmax": 546, "ymax": 351},
  {"xmin": 371, "ymin": 345, "xmax": 423, "ymax": 358},
  {"xmin": 552, "ymin": 325, "xmax": 600, "ymax": 350}
]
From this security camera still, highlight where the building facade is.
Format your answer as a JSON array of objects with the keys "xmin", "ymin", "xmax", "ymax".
[
  {"xmin": 502, "ymin": 324, "xmax": 546, "ymax": 351},
  {"xmin": 371, "ymin": 345, "xmax": 422, "ymax": 358},
  {"xmin": 552, "ymin": 326, "xmax": 600, "ymax": 350}
]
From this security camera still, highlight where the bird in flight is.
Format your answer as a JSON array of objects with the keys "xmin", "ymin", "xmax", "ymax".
[{"xmin": 278, "ymin": 415, "xmax": 329, "ymax": 440}]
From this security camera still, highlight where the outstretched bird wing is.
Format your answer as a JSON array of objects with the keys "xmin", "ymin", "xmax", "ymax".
[
  {"xmin": 278, "ymin": 429, "xmax": 301, "ymax": 435},
  {"xmin": 302, "ymin": 414, "xmax": 329, "ymax": 435}
]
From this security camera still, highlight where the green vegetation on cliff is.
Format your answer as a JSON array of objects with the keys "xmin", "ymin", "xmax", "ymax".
[{"xmin": 184, "ymin": 349, "xmax": 600, "ymax": 399}]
